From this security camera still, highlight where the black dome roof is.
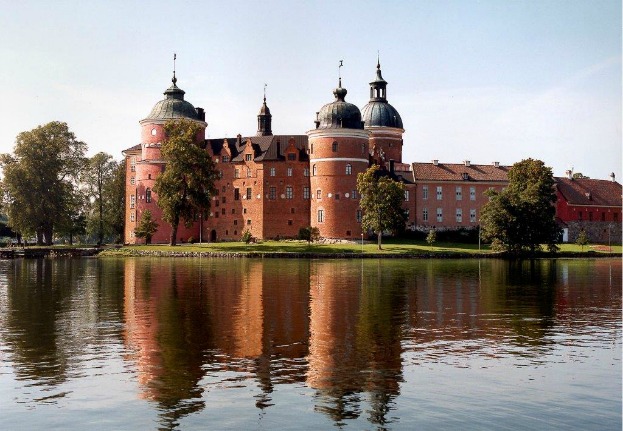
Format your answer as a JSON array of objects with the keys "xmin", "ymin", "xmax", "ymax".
[
  {"xmin": 361, "ymin": 61, "xmax": 403, "ymax": 129},
  {"xmin": 315, "ymin": 83, "xmax": 363, "ymax": 130},
  {"xmin": 361, "ymin": 101, "xmax": 403, "ymax": 128},
  {"xmin": 143, "ymin": 74, "xmax": 199, "ymax": 122}
]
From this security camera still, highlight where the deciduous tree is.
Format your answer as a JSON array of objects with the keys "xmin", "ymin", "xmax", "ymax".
[
  {"xmin": 0, "ymin": 122, "xmax": 86, "ymax": 245},
  {"xmin": 357, "ymin": 165, "xmax": 407, "ymax": 250},
  {"xmin": 134, "ymin": 210, "xmax": 159, "ymax": 244},
  {"xmin": 83, "ymin": 152, "xmax": 117, "ymax": 245},
  {"xmin": 480, "ymin": 158, "xmax": 560, "ymax": 254},
  {"xmin": 153, "ymin": 119, "xmax": 218, "ymax": 245}
]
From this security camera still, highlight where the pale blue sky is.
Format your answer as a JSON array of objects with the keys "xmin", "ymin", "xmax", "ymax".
[{"xmin": 1, "ymin": 0, "xmax": 620, "ymax": 180}]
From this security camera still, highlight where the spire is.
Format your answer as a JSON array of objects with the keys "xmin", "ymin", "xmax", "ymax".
[
  {"xmin": 257, "ymin": 84, "xmax": 272, "ymax": 136},
  {"xmin": 334, "ymin": 60, "xmax": 347, "ymax": 101},
  {"xmin": 369, "ymin": 55, "xmax": 387, "ymax": 102},
  {"xmin": 164, "ymin": 53, "xmax": 185, "ymax": 100}
]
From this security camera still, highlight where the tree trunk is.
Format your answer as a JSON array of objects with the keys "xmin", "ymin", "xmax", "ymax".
[
  {"xmin": 169, "ymin": 214, "xmax": 179, "ymax": 246},
  {"xmin": 377, "ymin": 231, "xmax": 382, "ymax": 250},
  {"xmin": 36, "ymin": 229, "xmax": 44, "ymax": 246}
]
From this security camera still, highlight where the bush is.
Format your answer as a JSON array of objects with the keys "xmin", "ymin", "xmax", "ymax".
[{"xmin": 241, "ymin": 230, "xmax": 252, "ymax": 244}]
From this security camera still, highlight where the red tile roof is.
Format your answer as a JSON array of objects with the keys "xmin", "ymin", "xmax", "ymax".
[
  {"xmin": 411, "ymin": 162, "xmax": 510, "ymax": 182},
  {"xmin": 555, "ymin": 177, "xmax": 622, "ymax": 207}
]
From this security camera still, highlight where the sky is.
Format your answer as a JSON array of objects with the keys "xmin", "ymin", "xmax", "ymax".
[{"xmin": 1, "ymin": 0, "xmax": 621, "ymax": 180}]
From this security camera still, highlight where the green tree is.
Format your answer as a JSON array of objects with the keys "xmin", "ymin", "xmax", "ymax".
[
  {"xmin": 83, "ymin": 152, "xmax": 118, "ymax": 245},
  {"xmin": 480, "ymin": 158, "xmax": 560, "ymax": 254},
  {"xmin": 153, "ymin": 119, "xmax": 218, "ymax": 246},
  {"xmin": 0, "ymin": 122, "xmax": 86, "ymax": 245},
  {"xmin": 55, "ymin": 187, "xmax": 88, "ymax": 245},
  {"xmin": 134, "ymin": 210, "xmax": 159, "ymax": 244},
  {"xmin": 575, "ymin": 229, "xmax": 589, "ymax": 251},
  {"xmin": 357, "ymin": 165, "xmax": 407, "ymax": 250},
  {"xmin": 298, "ymin": 226, "xmax": 320, "ymax": 244},
  {"xmin": 104, "ymin": 161, "xmax": 126, "ymax": 243},
  {"xmin": 426, "ymin": 229, "xmax": 436, "ymax": 249}
]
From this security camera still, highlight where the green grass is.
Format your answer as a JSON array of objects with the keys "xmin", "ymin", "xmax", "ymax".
[{"xmin": 99, "ymin": 238, "xmax": 622, "ymax": 257}]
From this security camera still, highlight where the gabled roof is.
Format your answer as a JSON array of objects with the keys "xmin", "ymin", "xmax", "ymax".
[
  {"xmin": 206, "ymin": 135, "xmax": 308, "ymax": 162},
  {"xmin": 411, "ymin": 162, "xmax": 509, "ymax": 182},
  {"xmin": 555, "ymin": 177, "xmax": 622, "ymax": 207},
  {"xmin": 122, "ymin": 144, "xmax": 142, "ymax": 154}
]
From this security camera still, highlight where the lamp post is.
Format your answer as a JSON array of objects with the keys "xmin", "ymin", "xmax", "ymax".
[
  {"xmin": 361, "ymin": 233, "xmax": 364, "ymax": 254},
  {"xmin": 478, "ymin": 222, "xmax": 481, "ymax": 251}
]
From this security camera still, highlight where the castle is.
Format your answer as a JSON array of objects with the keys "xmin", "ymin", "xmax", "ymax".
[{"xmin": 123, "ymin": 61, "xmax": 621, "ymax": 244}]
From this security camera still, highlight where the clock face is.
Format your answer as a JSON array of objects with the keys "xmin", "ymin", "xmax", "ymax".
[{"xmin": 151, "ymin": 128, "xmax": 157, "ymax": 136}]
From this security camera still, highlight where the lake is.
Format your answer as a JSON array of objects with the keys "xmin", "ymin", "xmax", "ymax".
[{"xmin": 0, "ymin": 257, "xmax": 620, "ymax": 430}]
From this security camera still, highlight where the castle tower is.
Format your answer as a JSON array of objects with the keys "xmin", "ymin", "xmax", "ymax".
[
  {"xmin": 307, "ymin": 73, "xmax": 369, "ymax": 239},
  {"xmin": 124, "ymin": 66, "xmax": 207, "ymax": 244},
  {"xmin": 361, "ymin": 59, "xmax": 404, "ymax": 164},
  {"xmin": 256, "ymin": 92, "xmax": 273, "ymax": 136}
]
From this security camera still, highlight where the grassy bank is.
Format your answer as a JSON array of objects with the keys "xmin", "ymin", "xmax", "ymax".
[{"xmin": 99, "ymin": 239, "xmax": 622, "ymax": 258}]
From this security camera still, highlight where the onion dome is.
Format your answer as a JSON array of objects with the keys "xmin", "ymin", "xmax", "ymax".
[
  {"xmin": 143, "ymin": 73, "xmax": 200, "ymax": 121},
  {"xmin": 361, "ymin": 60, "xmax": 403, "ymax": 129},
  {"xmin": 314, "ymin": 78, "xmax": 364, "ymax": 130}
]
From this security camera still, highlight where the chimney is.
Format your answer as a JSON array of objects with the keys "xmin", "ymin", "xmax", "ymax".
[
  {"xmin": 493, "ymin": 161, "xmax": 500, "ymax": 168},
  {"xmin": 196, "ymin": 107, "xmax": 205, "ymax": 122},
  {"xmin": 565, "ymin": 169, "xmax": 573, "ymax": 180},
  {"xmin": 464, "ymin": 160, "xmax": 470, "ymax": 167},
  {"xmin": 432, "ymin": 159, "xmax": 439, "ymax": 166},
  {"xmin": 610, "ymin": 172, "xmax": 616, "ymax": 182}
]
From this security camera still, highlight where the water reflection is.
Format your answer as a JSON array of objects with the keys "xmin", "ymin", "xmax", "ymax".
[{"xmin": 0, "ymin": 257, "xmax": 620, "ymax": 430}]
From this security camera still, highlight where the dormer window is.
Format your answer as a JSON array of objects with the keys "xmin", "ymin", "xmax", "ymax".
[
  {"xmin": 245, "ymin": 154, "xmax": 252, "ymax": 162},
  {"xmin": 287, "ymin": 153, "xmax": 296, "ymax": 161},
  {"xmin": 222, "ymin": 155, "xmax": 230, "ymax": 163}
]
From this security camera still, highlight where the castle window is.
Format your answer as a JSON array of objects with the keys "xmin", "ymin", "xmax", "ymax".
[
  {"xmin": 436, "ymin": 186, "xmax": 443, "ymax": 200},
  {"xmin": 247, "ymin": 219, "xmax": 251, "ymax": 225},
  {"xmin": 436, "ymin": 208, "xmax": 443, "ymax": 222},
  {"xmin": 222, "ymin": 196, "xmax": 226, "ymax": 203},
  {"xmin": 601, "ymin": 212, "xmax": 605, "ymax": 221},
  {"xmin": 287, "ymin": 167, "xmax": 293, "ymax": 177},
  {"xmin": 145, "ymin": 188, "xmax": 152, "ymax": 203},
  {"xmin": 130, "ymin": 157, "xmax": 136, "ymax": 172},
  {"xmin": 269, "ymin": 187, "xmax": 276, "ymax": 200},
  {"xmin": 222, "ymin": 208, "xmax": 225, "ymax": 215},
  {"xmin": 456, "ymin": 186, "xmax": 462, "ymax": 201},
  {"xmin": 234, "ymin": 169, "xmax": 240, "ymax": 178},
  {"xmin": 234, "ymin": 188, "xmax": 240, "ymax": 200},
  {"xmin": 345, "ymin": 164, "xmax": 352, "ymax": 175},
  {"xmin": 335, "ymin": 193, "xmax": 340, "ymax": 200},
  {"xmin": 270, "ymin": 167, "xmax": 276, "ymax": 177},
  {"xmin": 332, "ymin": 142, "xmax": 338, "ymax": 152},
  {"xmin": 361, "ymin": 143, "xmax": 366, "ymax": 155},
  {"xmin": 311, "ymin": 144, "xmax": 314, "ymax": 154},
  {"xmin": 317, "ymin": 209, "xmax": 325, "ymax": 223},
  {"xmin": 148, "ymin": 174, "xmax": 151, "ymax": 179},
  {"xmin": 578, "ymin": 211, "xmax": 582, "ymax": 220},
  {"xmin": 288, "ymin": 153, "xmax": 296, "ymax": 161},
  {"xmin": 351, "ymin": 190, "xmax": 357, "ymax": 199},
  {"xmin": 470, "ymin": 186, "xmax": 476, "ymax": 201},
  {"xmin": 247, "ymin": 168, "xmax": 251, "ymax": 178},
  {"xmin": 404, "ymin": 190, "xmax": 409, "ymax": 201},
  {"xmin": 222, "ymin": 155, "xmax": 230, "ymax": 162},
  {"xmin": 130, "ymin": 212, "xmax": 135, "ymax": 222},
  {"xmin": 234, "ymin": 220, "xmax": 237, "ymax": 225},
  {"xmin": 246, "ymin": 188, "xmax": 252, "ymax": 200},
  {"xmin": 288, "ymin": 220, "xmax": 293, "ymax": 225},
  {"xmin": 423, "ymin": 208, "xmax": 428, "ymax": 222},
  {"xmin": 303, "ymin": 168, "xmax": 309, "ymax": 177},
  {"xmin": 303, "ymin": 187, "xmax": 310, "ymax": 199},
  {"xmin": 130, "ymin": 177, "xmax": 135, "ymax": 185},
  {"xmin": 291, "ymin": 208, "xmax": 295, "ymax": 214},
  {"xmin": 245, "ymin": 154, "xmax": 252, "ymax": 161},
  {"xmin": 356, "ymin": 209, "xmax": 362, "ymax": 223},
  {"xmin": 286, "ymin": 186, "xmax": 293, "ymax": 199},
  {"xmin": 130, "ymin": 194, "xmax": 135, "ymax": 209},
  {"xmin": 422, "ymin": 185, "xmax": 429, "ymax": 200},
  {"xmin": 312, "ymin": 165, "xmax": 317, "ymax": 176},
  {"xmin": 470, "ymin": 209, "xmax": 476, "ymax": 223},
  {"xmin": 456, "ymin": 208, "xmax": 462, "ymax": 223},
  {"xmin": 316, "ymin": 190, "xmax": 321, "ymax": 199}
]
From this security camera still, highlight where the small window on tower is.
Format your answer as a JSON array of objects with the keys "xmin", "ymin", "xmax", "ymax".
[{"xmin": 332, "ymin": 142, "xmax": 338, "ymax": 152}]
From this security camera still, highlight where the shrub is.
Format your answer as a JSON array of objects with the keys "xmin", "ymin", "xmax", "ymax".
[{"xmin": 241, "ymin": 230, "xmax": 252, "ymax": 244}]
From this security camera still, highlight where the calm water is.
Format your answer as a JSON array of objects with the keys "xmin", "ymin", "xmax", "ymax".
[{"xmin": 0, "ymin": 257, "xmax": 620, "ymax": 430}]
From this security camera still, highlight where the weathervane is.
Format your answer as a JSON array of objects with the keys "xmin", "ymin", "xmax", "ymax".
[
  {"xmin": 172, "ymin": 53, "xmax": 177, "ymax": 84},
  {"xmin": 264, "ymin": 83, "xmax": 267, "ymax": 102},
  {"xmin": 338, "ymin": 60, "xmax": 343, "ymax": 86}
]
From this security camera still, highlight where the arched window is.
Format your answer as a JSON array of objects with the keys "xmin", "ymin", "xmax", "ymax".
[
  {"xmin": 312, "ymin": 164, "xmax": 317, "ymax": 176},
  {"xmin": 145, "ymin": 188, "xmax": 152, "ymax": 203},
  {"xmin": 332, "ymin": 141, "xmax": 338, "ymax": 152},
  {"xmin": 345, "ymin": 164, "xmax": 352, "ymax": 175}
]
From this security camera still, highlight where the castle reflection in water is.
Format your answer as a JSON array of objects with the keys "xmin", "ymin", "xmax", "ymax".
[{"xmin": 118, "ymin": 258, "xmax": 620, "ymax": 426}]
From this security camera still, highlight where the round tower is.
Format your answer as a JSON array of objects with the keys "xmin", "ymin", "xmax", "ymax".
[
  {"xmin": 127, "ymin": 69, "xmax": 207, "ymax": 244},
  {"xmin": 307, "ymin": 76, "xmax": 369, "ymax": 239},
  {"xmin": 361, "ymin": 59, "xmax": 404, "ymax": 163}
]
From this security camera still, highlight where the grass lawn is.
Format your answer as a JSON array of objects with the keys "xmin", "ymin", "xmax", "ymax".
[{"xmin": 102, "ymin": 239, "xmax": 621, "ymax": 257}]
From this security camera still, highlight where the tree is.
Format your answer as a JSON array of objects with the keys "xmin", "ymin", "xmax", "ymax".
[
  {"xmin": 104, "ymin": 161, "xmax": 126, "ymax": 243},
  {"xmin": 0, "ymin": 122, "xmax": 86, "ymax": 245},
  {"xmin": 575, "ymin": 229, "xmax": 589, "ymax": 251},
  {"xmin": 134, "ymin": 210, "xmax": 159, "ymax": 244},
  {"xmin": 480, "ymin": 158, "xmax": 560, "ymax": 254},
  {"xmin": 357, "ymin": 165, "xmax": 407, "ymax": 250},
  {"xmin": 153, "ymin": 119, "xmax": 218, "ymax": 246},
  {"xmin": 84, "ymin": 152, "xmax": 117, "ymax": 245},
  {"xmin": 298, "ymin": 226, "xmax": 320, "ymax": 244},
  {"xmin": 426, "ymin": 229, "xmax": 436, "ymax": 249}
]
